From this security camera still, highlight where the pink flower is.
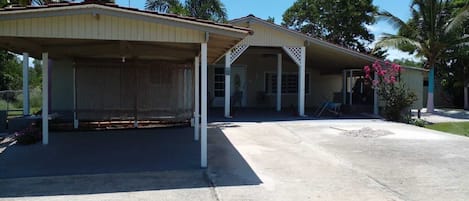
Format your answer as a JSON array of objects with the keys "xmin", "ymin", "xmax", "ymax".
[
  {"xmin": 372, "ymin": 61, "xmax": 382, "ymax": 71},
  {"xmin": 384, "ymin": 77, "xmax": 390, "ymax": 84},
  {"xmin": 390, "ymin": 76, "xmax": 396, "ymax": 84},
  {"xmin": 372, "ymin": 80, "xmax": 379, "ymax": 86},
  {"xmin": 364, "ymin": 65, "xmax": 370, "ymax": 73},
  {"xmin": 391, "ymin": 63, "xmax": 402, "ymax": 73},
  {"xmin": 378, "ymin": 69, "xmax": 387, "ymax": 76}
]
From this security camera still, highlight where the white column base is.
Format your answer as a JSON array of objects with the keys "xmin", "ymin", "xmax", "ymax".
[
  {"xmin": 426, "ymin": 93, "xmax": 434, "ymax": 113},
  {"xmin": 73, "ymin": 119, "xmax": 79, "ymax": 129}
]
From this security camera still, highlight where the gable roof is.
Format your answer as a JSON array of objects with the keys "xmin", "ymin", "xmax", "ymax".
[
  {"xmin": 0, "ymin": 2, "xmax": 253, "ymax": 38},
  {"xmin": 230, "ymin": 15, "xmax": 426, "ymax": 72}
]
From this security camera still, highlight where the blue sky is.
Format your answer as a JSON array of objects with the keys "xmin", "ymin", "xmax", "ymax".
[{"xmin": 115, "ymin": 0, "xmax": 417, "ymax": 61}]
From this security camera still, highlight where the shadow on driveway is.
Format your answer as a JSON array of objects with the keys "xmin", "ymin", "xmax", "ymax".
[{"xmin": 0, "ymin": 126, "xmax": 262, "ymax": 197}]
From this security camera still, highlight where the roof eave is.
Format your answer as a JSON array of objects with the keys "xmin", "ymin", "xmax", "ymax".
[{"xmin": 0, "ymin": 4, "xmax": 252, "ymax": 39}]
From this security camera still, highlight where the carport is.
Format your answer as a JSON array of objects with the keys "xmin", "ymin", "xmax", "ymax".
[
  {"xmin": 212, "ymin": 15, "xmax": 425, "ymax": 117},
  {"xmin": 0, "ymin": 2, "xmax": 252, "ymax": 167}
]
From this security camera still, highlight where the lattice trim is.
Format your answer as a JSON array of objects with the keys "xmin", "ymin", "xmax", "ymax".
[
  {"xmin": 282, "ymin": 46, "xmax": 303, "ymax": 66},
  {"xmin": 230, "ymin": 44, "xmax": 249, "ymax": 64}
]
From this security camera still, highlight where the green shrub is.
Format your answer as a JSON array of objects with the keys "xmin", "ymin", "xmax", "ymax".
[{"xmin": 364, "ymin": 61, "xmax": 417, "ymax": 122}]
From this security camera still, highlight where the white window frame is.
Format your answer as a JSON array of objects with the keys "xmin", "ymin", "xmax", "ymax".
[
  {"xmin": 213, "ymin": 67, "xmax": 225, "ymax": 97},
  {"xmin": 263, "ymin": 71, "xmax": 310, "ymax": 95}
]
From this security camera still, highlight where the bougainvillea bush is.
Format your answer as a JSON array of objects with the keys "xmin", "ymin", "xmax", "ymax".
[{"xmin": 364, "ymin": 61, "xmax": 417, "ymax": 122}]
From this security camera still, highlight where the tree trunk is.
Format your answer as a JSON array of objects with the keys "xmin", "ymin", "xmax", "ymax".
[{"xmin": 426, "ymin": 67, "xmax": 435, "ymax": 113}]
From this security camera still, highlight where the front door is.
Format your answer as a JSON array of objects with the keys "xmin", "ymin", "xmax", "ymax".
[
  {"xmin": 231, "ymin": 67, "xmax": 247, "ymax": 107},
  {"xmin": 211, "ymin": 66, "xmax": 247, "ymax": 107}
]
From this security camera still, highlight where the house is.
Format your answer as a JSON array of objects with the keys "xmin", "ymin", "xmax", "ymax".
[
  {"xmin": 0, "ymin": 3, "xmax": 426, "ymax": 168},
  {"xmin": 209, "ymin": 15, "xmax": 426, "ymax": 117},
  {"xmin": 0, "ymin": 2, "xmax": 252, "ymax": 167}
]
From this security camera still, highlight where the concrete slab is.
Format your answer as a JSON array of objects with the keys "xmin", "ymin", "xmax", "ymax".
[
  {"xmin": 209, "ymin": 119, "xmax": 469, "ymax": 201},
  {"xmin": 0, "ymin": 126, "xmax": 260, "ymax": 201},
  {"xmin": 412, "ymin": 108, "xmax": 469, "ymax": 123},
  {"xmin": 0, "ymin": 127, "xmax": 200, "ymax": 178},
  {"xmin": 3, "ymin": 119, "xmax": 469, "ymax": 201}
]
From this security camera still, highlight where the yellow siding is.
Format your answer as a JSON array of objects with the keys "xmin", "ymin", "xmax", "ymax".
[
  {"xmin": 0, "ymin": 14, "xmax": 205, "ymax": 43},
  {"xmin": 401, "ymin": 68, "xmax": 425, "ymax": 109},
  {"xmin": 233, "ymin": 22, "xmax": 304, "ymax": 47}
]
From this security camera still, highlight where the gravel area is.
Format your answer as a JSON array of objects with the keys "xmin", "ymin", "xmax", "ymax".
[{"xmin": 340, "ymin": 127, "xmax": 394, "ymax": 138}]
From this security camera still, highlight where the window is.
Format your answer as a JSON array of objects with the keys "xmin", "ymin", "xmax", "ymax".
[
  {"xmin": 214, "ymin": 68, "xmax": 225, "ymax": 97},
  {"xmin": 265, "ymin": 72, "xmax": 310, "ymax": 94}
]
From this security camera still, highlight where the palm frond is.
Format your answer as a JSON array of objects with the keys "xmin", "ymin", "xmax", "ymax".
[
  {"xmin": 374, "ymin": 33, "xmax": 421, "ymax": 52},
  {"xmin": 376, "ymin": 10, "xmax": 409, "ymax": 30},
  {"xmin": 445, "ymin": 4, "xmax": 469, "ymax": 34}
]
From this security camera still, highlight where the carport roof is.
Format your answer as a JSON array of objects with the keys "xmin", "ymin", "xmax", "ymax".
[
  {"xmin": 0, "ymin": 2, "xmax": 253, "ymax": 63},
  {"xmin": 0, "ymin": 2, "xmax": 253, "ymax": 36},
  {"xmin": 230, "ymin": 15, "xmax": 426, "ymax": 73}
]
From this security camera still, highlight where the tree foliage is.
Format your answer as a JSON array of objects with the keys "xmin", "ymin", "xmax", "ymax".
[
  {"xmin": 282, "ymin": 0, "xmax": 377, "ymax": 53},
  {"xmin": 0, "ymin": 51, "xmax": 42, "ymax": 91},
  {"xmin": 375, "ymin": 0, "xmax": 468, "ymax": 69},
  {"xmin": 0, "ymin": 50, "xmax": 22, "ymax": 91},
  {"xmin": 392, "ymin": 58, "xmax": 423, "ymax": 68},
  {"xmin": 375, "ymin": 0, "xmax": 468, "ymax": 109},
  {"xmin": 266, "ymin": 16, "xmax": 275, "ymax": 23},
  {"xmin": 145, "ymin": 0, "xmax": 227, "ymax": 22}
]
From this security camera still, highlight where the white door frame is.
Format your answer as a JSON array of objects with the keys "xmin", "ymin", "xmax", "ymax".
[{"xmin": 211, "ymin": 64, "xmax": 247, "ymax": 107}]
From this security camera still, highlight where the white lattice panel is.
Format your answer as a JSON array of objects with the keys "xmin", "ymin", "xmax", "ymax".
[
  {"xmin": 230, "ymin": 44, "xmax": 249, "ymax": 64},
  {"xmin": 282, "ymin": 46, "xmax": 303, "ymax": 66}
]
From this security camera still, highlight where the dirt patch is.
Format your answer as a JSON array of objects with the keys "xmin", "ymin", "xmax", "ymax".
[{"xmin": 340, "ymin": 127, "xmax": 394, "ymax": 138}]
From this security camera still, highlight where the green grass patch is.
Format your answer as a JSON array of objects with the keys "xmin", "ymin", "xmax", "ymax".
[{"xmin": 425, "ymin": 122, "xmax": 469, "ymax": 137}]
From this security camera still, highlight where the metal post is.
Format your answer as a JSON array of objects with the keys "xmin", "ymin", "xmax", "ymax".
[
  {"xmin": 342, "ymin": 70, "xmax": 346, "ymax": 104},
  {"xmin": 349, "ymin": 70, "xmax": 353, "ymax": 105},
  {"xmin": 194, "ymin": 56, "xmax": 200, "ymax": 141},
  {"xmin": 22, "ymin": 53, "xmax": 30, "ymax": 116},
  {"xmin": 224, "ymin": 51, "xmax": 231, "ymax": 118},
  {"xmin": 277, "ymin": 53, "xmax": 282, "ymax": 112},
  {"xmin": 426, "ymin": 67, "xmax": 435, "ymax": 113},
  {"xmin": 464, "ymin": 85, "xmax": 468, "ymax": 110},
  {"xmin": 201, "ymin": 43, "xmax": 208, "ymax": 168},
  {"xmin": 42, "ymin": 53, "xmax": 49, "ymax": 145},
  {"xmin": 298, "ymin": 47, "xmax": 306, "ymax": 116},
  {"xmin": 73, "ymin": 65, "xmax": 78, "ymax": 129}
]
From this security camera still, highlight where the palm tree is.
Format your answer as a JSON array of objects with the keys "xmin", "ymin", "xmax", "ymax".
[
  {"xmin": 145, "ymin": 0, "xmax": 227, "ymax": 22},
  {"xmin": 374, "ymin": 0, "xmax": 468, "ymax": 113}
]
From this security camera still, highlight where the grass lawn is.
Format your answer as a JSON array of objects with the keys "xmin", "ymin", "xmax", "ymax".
[{"xmin": 425, "ymin": 122, "xmax": 469, "ymax": 137}]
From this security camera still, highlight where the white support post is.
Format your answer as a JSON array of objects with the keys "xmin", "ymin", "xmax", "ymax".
[
  {"xmin": 277, "ymin": 53, "xmax": 282, "ymax": 112},
  {"xmin": 22, "ymin": 53, "xmax": 30, "ymax": 116},
  {"xmin": 342, "ymin": 70, "xmax": 346, "ymax": 104},
  {"xmin": 42, "ymin": 53, "xmax": 49, "ymax": 145},
  {"xmin": 373, "ymin": 71, "xmax": 379, "ymax": 115},
  {"xmin": 298, "ymin": 47, "xmax": 306, "ymax": 116},
  {"xmin": 194, "ymin": 56, "xmax": 200, "ymax": 141},
  {"xmin": 349, "ymin": 70, "xmax": 353, "ymax": 105},
  {"xmin": 201, "ymin": 43, "xmax": 208, "ymax": 168},
  {"xmin": 224, "ymin": 50, "xmax": 231, "ymax": 118},
  {"xmin": 464, "ymin": 85, "xmax": 468, "ymax": 110},
  {"xmin": 73, "ymin": 65, "xmax": 79, "ymax": 129}
]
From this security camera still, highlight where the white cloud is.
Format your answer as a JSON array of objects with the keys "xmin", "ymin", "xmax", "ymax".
[{"xmin": 384, "ymin": 48, "xmax": 421, "ymax": 62}]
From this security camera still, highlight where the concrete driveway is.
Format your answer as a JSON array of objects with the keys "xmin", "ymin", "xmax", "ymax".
[
  {"xmin": 209, "ymin": 119, "xmax": 469, "ymax": 201},
  {"xmin": 2, "ymin": 119, "xmax": 469, "ymax": 200}
]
